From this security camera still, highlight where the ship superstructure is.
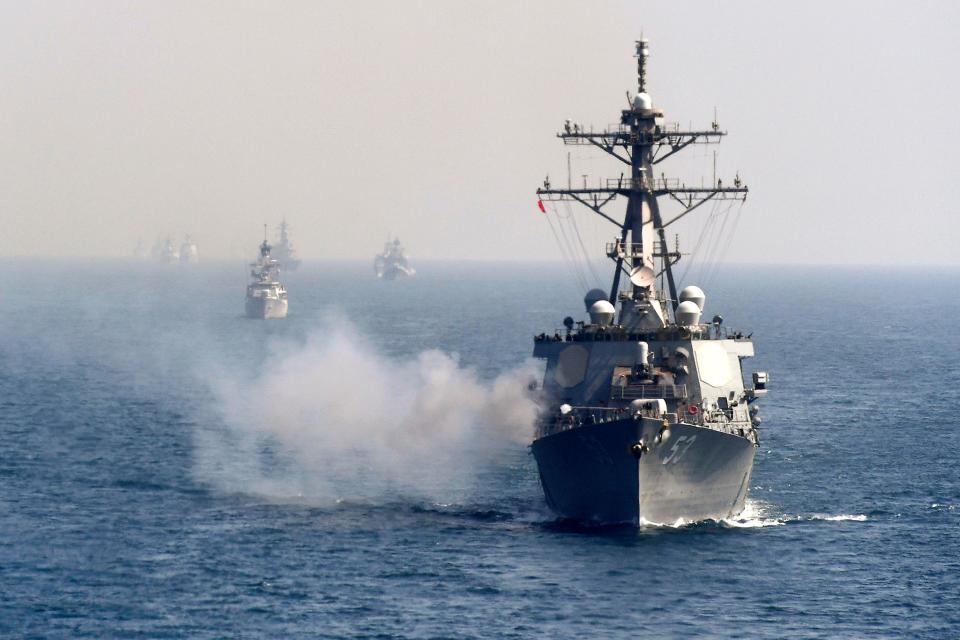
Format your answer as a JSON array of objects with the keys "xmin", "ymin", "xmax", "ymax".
[
  {"xmin": 530, "ymin": 39, "xmax": 769, "ymax": 525},
  {"xmin": 180, "ymin": 235, "xmax": 199, "ymax": 264},
  {"xmin": 151, "ymin": 236, "xmax": 179, "ymax": 264},
  {"xmin": 245, "ymin": 226, "xmax": 288, "ymax": 319},
  {"xmin": 374, "ymin": 238, "xmax": 415, "ymax": 280},
  {"xmin": 273, "ymin": 219, "xmax": 301, "ymax": 271}
]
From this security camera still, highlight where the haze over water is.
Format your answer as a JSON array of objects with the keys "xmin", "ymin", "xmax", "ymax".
[
  {"xmin": 2, "ymin": 1, "xmax": 959, "ymax": 265},
  {"xmin": 1, "ymin": 260, "xmax": 957, "ymax": 637},
  {"xmin": 3, "ymin": 1, "xmax": 959, "ymax": 636}
]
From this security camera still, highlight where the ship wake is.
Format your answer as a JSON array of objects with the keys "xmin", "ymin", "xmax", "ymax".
[
  {"xmin": 192, "ymin": 320, "xmax": 539, "ymax": 504},
  {"xmin": 635, "ymin": 500, "xmax": 869, "ymax": 530}
]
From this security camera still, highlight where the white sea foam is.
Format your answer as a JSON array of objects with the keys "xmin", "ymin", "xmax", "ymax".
[
  {"xmin": 635, "ymin": 500, "xmax": 785, "ymax": 529},
  {"xmin": 720, "ymin": 499, "xmax": 785, "ymax": 528},
  {"xmin": 808, "ymin": 514, "xmax": 868, "ymax": 522},
  {"xmin": 727, "ymin": 502, "xmax": 869, "ymax": 526},
  {"xmin": 637, "ymin": 501, "xmax": 869, "ymax": 530},
  {"xmin": 192, "ymin": 318, "xmax": 539, "ymax": 503},
  {"xmin": 638, "ymin": 517, "xmax": 686, "ymax": 528}
]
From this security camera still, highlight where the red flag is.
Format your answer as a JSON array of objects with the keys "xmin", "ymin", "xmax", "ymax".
[{"xmin": 537, "ymin": 199, "xmax": 546, "ymax": 213}]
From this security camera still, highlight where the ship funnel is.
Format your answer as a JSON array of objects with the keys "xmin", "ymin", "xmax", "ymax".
[
  {"xmin": 583, "ymin": 288, "xmax": 608, "ymax": 312},
  {"xmin": 589, "ymin": 300, "xmax": 616, "ymax": 326},
  {"xmin": 676, "ymin": 301, "xmax": 702, "ymax": 326},
  {"xmin": 679, "ymin": 285, "xmax": 706, "ymax": 311}
]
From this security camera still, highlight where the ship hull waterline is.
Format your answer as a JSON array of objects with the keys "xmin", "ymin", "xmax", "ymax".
[
  {"xmin": 377, "ymin": 267, "xmax": 414, "ymax": 280},
  {"xmin": 245, "ymin": 296, "xmax": 288, "ymax": 320},
  {"xmin": 531, "ymin": 417, "xmax": 755, "ymax": 526}
]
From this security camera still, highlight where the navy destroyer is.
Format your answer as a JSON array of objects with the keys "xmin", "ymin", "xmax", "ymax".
[
  {"xmin": 273, "ymin": 219, "xmax": 301, "ymax": 271},
  {"xmin": 151, "ymin": 236, "xmax": 179, "ymax": 264},
  {"xmin": 180, "ymin": 235, "xmax": 199, "ymax": 264},
  {"xmin": 531, "ymin": 39, "xmax": 768, "ymax": 525},
  {"xmin": 245, "ymin": 226, "xmax": 288, "ymax": 319},
  {"xmin": 374, "ymin": 237, "xmax": 415, "ymax": 279}
]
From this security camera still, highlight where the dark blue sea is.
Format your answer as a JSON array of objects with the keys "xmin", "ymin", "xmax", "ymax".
[{"xmin": 1, "ymin": 260, "xmax": 958, "ymax": 639}]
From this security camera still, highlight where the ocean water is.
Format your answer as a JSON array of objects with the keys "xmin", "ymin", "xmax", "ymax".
[{"xmin": 1, "ymin": 259, "xmax": 958, "ymax": 639}]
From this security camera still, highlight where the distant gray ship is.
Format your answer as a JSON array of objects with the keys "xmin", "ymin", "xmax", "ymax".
[
  {"xmin": 151, "ymin": 236, "xmax": 179, "ymax": 264},
  {"xmin": 374, "ymin": 238, "xmax": 415, "ymax": 280},
  {"xmin": 530, "ymin": 39, "xmax": 768, "ymax": 525},
  {"xmin": 273, "ymin": 219, "xmax": 301, "ymax": 271},
  {"xmin": 180, "ymin": 235, "xmax": 199, "ymax": 264},
  {"xmin": 245, "ymin": 227, "xmax": 288, "ymax": 319}
]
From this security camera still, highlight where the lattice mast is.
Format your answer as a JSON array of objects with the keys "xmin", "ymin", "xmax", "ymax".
[{"xmin": 537, "ymin": 39, "xmax": 748, "ymax": 329}]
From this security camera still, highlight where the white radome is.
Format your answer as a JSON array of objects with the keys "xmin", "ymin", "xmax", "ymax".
[
  {"xmin": 679, "ymin": 285, "xmax": 706, "ymax": 311},
  {"xmin": 633, "ymin": 92, "xmax": 652, "ymax": 110},
  {"xmin": 589, "ymin": 300, "xmax": 616, "ymax": 326},
  {"xmin": 676, "ymin": 300, "xmax": 702, "ymax": 326}
]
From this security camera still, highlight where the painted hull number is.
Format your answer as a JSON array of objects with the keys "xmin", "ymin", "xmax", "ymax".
[{"xmin": 662, "ymin": 435, "xmax": 697, "ymax": 465}]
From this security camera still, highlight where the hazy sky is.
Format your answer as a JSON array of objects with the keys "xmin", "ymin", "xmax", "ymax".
[{"xmin": 2, "ymin": 1, "xmax": 958, "ymax": 264}]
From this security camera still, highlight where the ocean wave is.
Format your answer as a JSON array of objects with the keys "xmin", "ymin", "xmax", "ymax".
[
  {"xmin": 720, "ymin": 500, "xmax": 785, "ymax": 528},
  {"xmin": 632, "ymin": 501, "xmax": 870, "ymax": 530},
  {"xmin": 807, "ymin": 513, "xmax": 868, "ymax": 522}
]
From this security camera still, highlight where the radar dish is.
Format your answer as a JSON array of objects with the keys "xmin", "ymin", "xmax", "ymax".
[{"xmin": 629, "ymin": 266, "xmax": 656, "ymax": 288}]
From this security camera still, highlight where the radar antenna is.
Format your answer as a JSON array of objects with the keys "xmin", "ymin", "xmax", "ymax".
[
  {"xmin": 536, "ymin": 38, "xmax": 748, "ymax": 327},
  {"xmin": 635, "ymin": 39, "xmax": 649, "ymax": 93}
]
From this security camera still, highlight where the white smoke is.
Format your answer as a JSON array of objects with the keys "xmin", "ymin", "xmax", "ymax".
[{"xmin": 193, "ymin": 320, "xmax": 539, "ymax": 504}]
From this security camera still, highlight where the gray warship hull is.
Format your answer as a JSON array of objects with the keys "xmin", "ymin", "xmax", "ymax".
[
  {"xmin": 245, "ymin": 296, "xmax": 288, "ymax": 320},
  {"xmin": 379, "ymin": 266, "xmax": 411, "ymax": 281},
  {"xmin": 532, "ymin": 417, "xmax": 755, "ymax": 525},
  {"xmin": 526, "ymin": 40, "xmax": 767, "ymax": 527}
]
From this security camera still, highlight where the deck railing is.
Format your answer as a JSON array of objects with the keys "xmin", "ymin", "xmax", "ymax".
[{"xmin": 611, "ymin": 383, "xmax": 687, "ymax": 401}]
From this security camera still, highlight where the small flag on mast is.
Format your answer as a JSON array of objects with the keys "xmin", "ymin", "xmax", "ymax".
[{"xmin": 537, "ymin": 200, "xmax": 546, "ymax": 213}]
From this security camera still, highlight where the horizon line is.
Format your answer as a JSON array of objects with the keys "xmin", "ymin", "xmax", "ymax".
[{"xmin": 2, "ymin": 256, "xmax": 959, "ymax": 269}]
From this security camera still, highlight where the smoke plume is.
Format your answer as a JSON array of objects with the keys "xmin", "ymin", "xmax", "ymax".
[{"xmin": 193, "ymin": 321, "xmax": 539, "ymax": 503}]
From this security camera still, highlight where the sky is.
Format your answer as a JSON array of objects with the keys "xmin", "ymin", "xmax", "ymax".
[{"xmin": 1, "ymin": 0, "xmax": 958, "ymax": 264}]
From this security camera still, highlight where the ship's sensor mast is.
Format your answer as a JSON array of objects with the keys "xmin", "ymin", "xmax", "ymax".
[{"xmin": 537, "ymin": 39, "xmax": 748, "ymax": 328}]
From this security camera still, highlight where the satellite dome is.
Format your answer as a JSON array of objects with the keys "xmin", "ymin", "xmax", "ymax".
[
  {"xmin": 633, "ymin": 92, "xmax": 652, "ymax": 110},
  {"xmin": 589, "ymin": 300, "xmax": 616, "ymax": 326},
  {"xmin": 676, "ymin": 300, "xmax": 702, "ymax": 326},
  {"xmin": 583, "ymin": 288, "xmax": 608, "ymax": 312},
  {"xmin": 679, "ymin": 285, "xmax": 706, "ymax": 311}
]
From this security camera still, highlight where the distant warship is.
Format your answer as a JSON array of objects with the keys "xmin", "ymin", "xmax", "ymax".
[
  {"xmin": 529, "ymin": 39, "xmax": 768, "ymax": 525},
  {"xmin": 151, "ymin": 236, "xmax": 179, "ymax": 264},
  {"xmin": 245, "ymin": 226, "xmax": 288, "ymax": 319},
  {"xmin": 180, "ymin": 236, "xmax": 199, "ymax": 264},
  {"xmin": 273, "ymin": 219, "xmax": 301, "ymax": 271},
  {"xmin": 374, "ymin": 238, "xmax": 415, "ymax": 280}
]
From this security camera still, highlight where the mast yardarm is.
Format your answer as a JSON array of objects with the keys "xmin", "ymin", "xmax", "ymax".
[{"xmin": 536, "ymin": 39, "xmax": 748, "ymax": 328}]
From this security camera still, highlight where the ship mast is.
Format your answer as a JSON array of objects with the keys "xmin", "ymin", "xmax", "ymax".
[{"xmin": 537, "ymin": 39, "xmax": 748, "ymax": 327}]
